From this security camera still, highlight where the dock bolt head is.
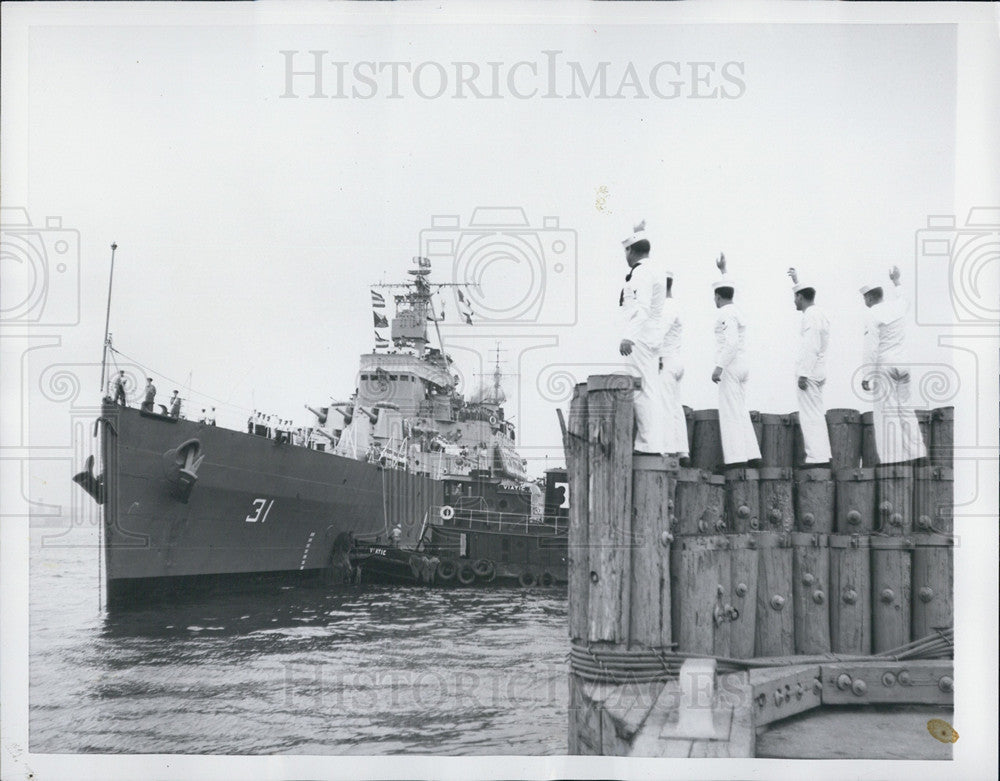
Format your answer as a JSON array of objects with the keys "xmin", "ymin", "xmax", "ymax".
[
  {"xmin": 851, "ymin": 678, "xmax": 868, "ymax": 697},
  {"xmin": 879, "ymin": 500, "xmax": 893, "ymax": 515},
  {"xmin": 938, "ymin": 676, "xmax": 953, "ymax": 693},
  {"xmin": 590, "ymin": 571, "xmax": 599, "ymax": 584},
  {"xmin": 919, "ymin": 586, "xmax": 934, "ymax": 603},
  {"xmin": 881, "ymin": 672, "xmax": 896, "ymax": 687},
  {"xmin": 749, "ymin": 517, "xmax": 760, "ymax": 530},
  {"xmin": 801, "ymin": 512, "xmax": 815, "ymax": 527},
  {"xmin": 774, "ymin": 690, "xmax": 784, "ymax": 706},
  {"xmin": 812, "ymin": 678, "xmax": 823, "ymax": 695},
  {"xmin": 880, "ymin": 588, "xmax": 895, "ymax": 604},
  {"xmin": 755, "ymin": 693, "xmax": 766, "ymax": 708},
  {"xmin": 898, "ymin": 670, "xmax": 911, "ymax": 686},
  {"xmin": 768, "ymin": 508, "xmax": 783, "ymax": 524},
  {"xmin": 802, "ymin": 572, "xmax": 814, "ymax": 586},
  {"xmin": 812, "ymin": 589, "xmax": 825, "ymax": 604},
  {"xmin": 916, "ymin": 515, "xmax": 933, "ymax": 530},
  {"xmin": 770, "ymin": 594, "xmax": 786, "ymax": 610},
  {"xmin": 715, "ymin": 518, "xmax": 727, "ymax": 531},
  {"xmin": 842, "ymin": 588, "xmax": 858, "ymax": 605},
  {"xmin": 889, "ymin": 512, "xmax": 903, "ymax": 527},
  {"xmin": 698, "ymin": 519, "xmax": 710, "ymax": 533},
  {"xmin": 735, "ymin": 582, "xmax": 748, "ymax": 597},
  {"xmin": 836, "ymin": 673, "xmax": 852, "ymax": 690},
  {"xmin": 846, "ymin": 509, "xmax": 862, "ymax": 526},
  {"xmin": 737, "ymin": 504, "xmax": 750, "ymax": 519},
  {"xmin": 717, "ymin": 584, "xmax": 725, "ymax": 597},
  {"xmin": 795, "ymin": 682, "xmax": 804, "ymax": 699}
]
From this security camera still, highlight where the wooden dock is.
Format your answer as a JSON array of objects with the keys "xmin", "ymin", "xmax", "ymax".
[{"xmin": 563, "ymin": 376, "xmax": 954, "ymax": 758}]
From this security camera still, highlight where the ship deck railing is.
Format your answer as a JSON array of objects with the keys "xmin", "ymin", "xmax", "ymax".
[{"xmin": 431, "ymin": 506, "xmax": 568, "ymax": 536}]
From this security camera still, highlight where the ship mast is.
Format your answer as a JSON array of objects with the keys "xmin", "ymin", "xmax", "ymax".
[
  {"xmin": 99, "ymin": 242, "xmax": 118, "ymax": 396},
  {"xmin": 371, "ymin": 256, "xmax": 469, "ymax": 364}
]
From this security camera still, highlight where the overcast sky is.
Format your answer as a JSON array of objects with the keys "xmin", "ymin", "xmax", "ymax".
[{"xmin": 2, "ymin": 3, "xmax": 999, "ymax": 780}]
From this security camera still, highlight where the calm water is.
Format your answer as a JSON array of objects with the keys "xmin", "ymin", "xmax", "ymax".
[{"xmin": 29, "ymin": 524, "xmax": 569, "ymax": 755}]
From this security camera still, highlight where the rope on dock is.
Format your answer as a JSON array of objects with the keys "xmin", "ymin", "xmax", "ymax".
[{"xmin": 568, "ymin": 627, "xmax": 953, "ymax": 685}]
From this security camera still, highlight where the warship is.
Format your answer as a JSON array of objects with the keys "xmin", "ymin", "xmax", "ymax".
[{"xmin": 74, "ymin": 255, "xmax": 564, "ymax": 607}]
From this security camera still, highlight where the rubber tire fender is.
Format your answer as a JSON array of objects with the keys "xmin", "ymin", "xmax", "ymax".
[
  {"xmin": 457, "ymin": 561, "xmax": 477, "ymax": 585},
  {"xmin": 437, "ymin": 559, "xmax": 458, "ymax": 582},
  {"xmin": 473, "ymin": 558, "xmax": 496, "ymax": 583}
]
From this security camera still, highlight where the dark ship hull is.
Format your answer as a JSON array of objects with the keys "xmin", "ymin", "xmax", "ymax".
[{"xmin": 92, "ymin": 402, "xmax": 442, "ymax": 607}]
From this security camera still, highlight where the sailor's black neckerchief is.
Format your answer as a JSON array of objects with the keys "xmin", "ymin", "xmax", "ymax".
[{"xmin": 619, "ymin": 261, "xmax": 643, "ymax": 306}]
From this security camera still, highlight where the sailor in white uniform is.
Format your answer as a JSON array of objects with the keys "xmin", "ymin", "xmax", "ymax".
[
  {"xmin": 788, "ymin": 268, "xmax": 832, "ymax": 466},
  {"xmin": 859, "ymin": 266, "xmax": 927, "ymax": 465},
  {"xmin": 659, "ymin": 268, "xmax": 689, "ymax": 458},
  {"xmin": 619, "ymin": 220, "xmax": 666, "ymax": 454},
  {"xmin": 711, "ymin": 255, "xmax": 761, "ymax": 466}
]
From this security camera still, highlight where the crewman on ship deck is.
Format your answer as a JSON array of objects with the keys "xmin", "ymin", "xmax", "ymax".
[
  {"xmin": 141, "ymin": 378, "xmax": 156, "ymax": 412},
  {"xmin": 787, "ymin": 268, "xmax": 832, "ymax": 467},
  {"xmin": 113, "ymin": 370, "xmax": 128, "ymax": 406},
  {"xmin": 169, "ymin": 390, "xmax": 182, "ymax": 419},
  {"xmin": 618, "ymin": 219, "xmax": 666, "ymax": 455}
]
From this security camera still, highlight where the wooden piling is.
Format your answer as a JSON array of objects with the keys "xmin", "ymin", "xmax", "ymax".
[
  {"xmin": 755, "ymin": 532, "xmax": 794, "ymax": 657},
  {"xmin": 835, "ymin": 467, "xmax": 876, "ymax": 534},
  {"xmin": 911, "ymin": 534, "xmax": 954, "ymax": 640},
  {"xmin": 728, "ymin": 533, "xmax": 760, "ymax": 659},
  {"xmin": 930, "ymin": 406, "xmax": 954, "ymax": 469},
  {"xmin": 566, "ymin": 383, "xmax": 590, "ymax": 642},
  {"xmin": 791, "ymin": 532, "xmax": 831, "ymax": 654},
  {"xmin": 760, "ymin": 413, "xmax": 795, "ymax": 468},
  {"xmin": 829, "ymin": 534, "xmax": 871, "ymax": 655},
  {"xmin": 691, "ymin": 409, "xmax": 724, "ymax": 473},
  {"xmin": 876, "ymin": 464, "xmax": 914, "ymax": 535},
  {"xmin": 826, "ymin": 408, "xmax": 862, "ymax": 470},
  {"xmin": 794, "ymin": 468, "xmax": 835, "ymax": 534},
  {"xmin": 586, "ymin": 374, "xmax": 636, "ymax": 643},
  {"xmin": 860, "ymin": 411, "xmax": 880, "ymax": 467},
  {"xmin": 789, "ymin": 411, "xmax": 807, "ymax": 468},
  {"xmin": 673, "ymin": 469, "xmax": 725, "ymax": 536},
  {"xmin": 913, "ymin": 466, "xmax": 953, "ymax": 533},
  {"xmin": 759, "ymin": 467, "xmax": 794, "ymax": 533},
  {"xmin": 725, "ymin": 467, "xmax": 760, "ymax": 533},
  {"xmin": 630, "ymin": 455, "xmax": 675, "ymax": 648},
  {"xmin": 871, "ymin": 536, "xmax": 912, "ymax": 653},
  {"xmin": 671, "ymin": 535, "xmax": 731, "ymax": 655}
]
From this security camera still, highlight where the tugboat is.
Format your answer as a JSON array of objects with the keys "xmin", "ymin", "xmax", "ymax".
[
  {"xmin": 75, "ymin": 254, "xmax": 564, "ymax": 607},
  {"xmin": 349, "ymin": 347, "xmax": 570, "ymax": 588}
]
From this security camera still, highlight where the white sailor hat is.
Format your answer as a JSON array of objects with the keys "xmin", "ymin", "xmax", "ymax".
[
  {"xmin": 622, "ymin": 219, "xmax": 647, "ymax": 249},
  {"xmin": 711, "ymin": 277, "xmax": 735, "ymax": 292},
  {"xmin": 664, "ymin": 269, "xmax": 674, "ymax": 280},
  {"xmin": 793, "ymin": 281, "xmax": 815, "ymax": 294},
  {"xmin": 858, "ymin": 281, "xmax": 883, "ymax": 296}
]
